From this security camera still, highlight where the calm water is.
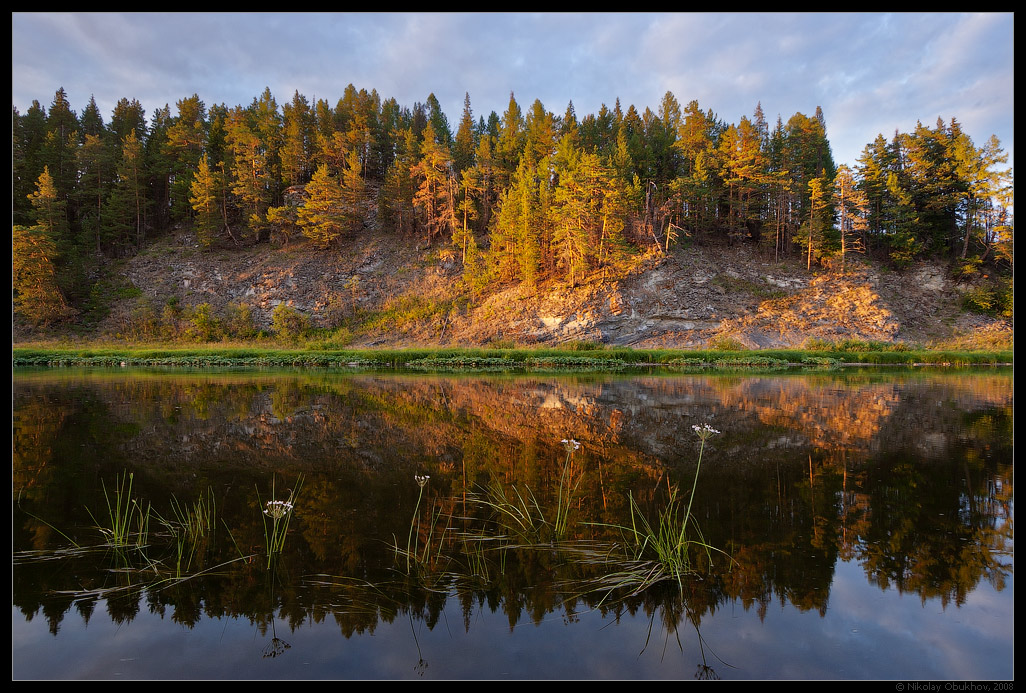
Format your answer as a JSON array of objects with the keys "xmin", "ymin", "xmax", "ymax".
[{"xmin": 12, "ymin": 368, "xmax": 1013, "ymax": 680}]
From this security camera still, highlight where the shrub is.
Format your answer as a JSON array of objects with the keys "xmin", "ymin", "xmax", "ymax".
[
  {"xmin": 186, "ymin": 303, "xmax": 223, "ymax": 342},
  {"xmin": 709, "ymin": 334, "xmax": 745, "ymax": 351},
  {"xmin": 561, "ymin": 339, "xmax": 604, "ymax": 351},
  {"xmin": 224, "ymin": 302, "xmax": 258, "ymax": 339},
  {"xmin": 271, "ymin": 303, "xmax": 310, "ymax": 342}
]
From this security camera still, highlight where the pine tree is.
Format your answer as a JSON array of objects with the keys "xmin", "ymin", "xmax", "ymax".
[
  {"xmin": 109, "ymin": 97, "xmax": 147, "ymax": 151},
  {"xmin": 339, "ymin": 148, "xmax": 366, "ymax": 234},
  {"xmin": 798, "ymin": 175, "xmax": 832, "ymax": 270},
  {"xmin": 13, "ymin": 101, "xmax": 48, "ymax": 225},
  {"xmin": 298, "ymin": 164, "xmax": 345, "ymax": 247},
  {"xmin": 104, "ymin": 130, "xmax": 150, "ymax": 251},
  {"xmin": 380, "ymin": 128, "xmax": 420, "ymax": 235},
  {"xmin": 425, "ymin": 93, "xmax": 452, "ymax": 147},
  {"xmin": 13, "ymin": 224, "xmax": 74, "ymax": 326},
  {"xmin": 76, "ymin": 133, "xmax": 113, "ymax": 254},
  {"xmin": 80, "ymin": 95, "xmax": 105, "ymax": 139},
  {"xmin": 27, "ymin": 166, "xmax": 83, "ymax": 301},
  {"xmin": 42, "ymin": 88, "xmax": 79, "ymax": 202},
  {"xmin": 164, "ymin": 95, "xmax": 207, "ymax": 223},
  {"xmin": 551, "ymin": 136, "xmax": 599, "ymax": 285},
  {"xmin": 413, "ymin": 122, "xmax": 456, "ymax": 244},
  {"xmin": 227, "ymin": 109, "xmax": 272, "ymax": 239},
  {"xmin": 281, "ymin": 90, "xmax": 314, "ymax": 187},
  {"xmin": 190, "ymin": 155, "xmax": 226, "ymax": 248},
  {"xmin": 452, "ymin": 92, "xmax": 477, "ymax": 174},
  {"xmin": 28, "ymin": 167, "xmax": 70, "ymax": 257},
  {"xmin": 832, "ymin": 165, "xmax": 868, "ymax": 272},
  {"xmin": 524, "ymin": 99, "xmax": 555, "ymax": 166},
  {"xmin": 495, "ymin": 92, "xmax": 525, "ymax": 191},
  {"xmin": 951, "ymin": 133, "xmax": 1009, "ymax": 260}
]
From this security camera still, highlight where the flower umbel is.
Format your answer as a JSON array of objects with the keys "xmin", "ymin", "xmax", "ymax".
[
  {"xmin": 263, "ymin": 499, "xmax": 294, "ymax": 520},
  {"xmin": 415, "ymin": 474, "xmax": 430, "ymax": 488},
  {"xmin": 561, "ymin": 438, "xmax": 581, "ymax": 452},
  {"xmin": 691, "ymin": 424, "xmax": 720, "ymax": 441}
]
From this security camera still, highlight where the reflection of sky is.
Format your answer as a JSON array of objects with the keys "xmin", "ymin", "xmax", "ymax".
[
  {"xmin": 697, "ymin": 559, "xmax": 1014, "ymax": 680},
  {"xmin": 12, "ymin": 561, "xmax": 1014, "ymax": 679}
]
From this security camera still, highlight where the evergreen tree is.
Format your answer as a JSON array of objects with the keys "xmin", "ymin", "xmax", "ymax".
[
  {"xmin": 951, "ymin": 133, "xmax": 1009, "ymax": 260},
  {"xmin": 413, "ymin": 122, "xmax": 457, "ymax": 244},
  {"xmin": 108, "ymin": 97, "xmax": 147, "ymax": 150},
  {"xmin": 12, "ymin": 101, "xmax": 48, "ymax": 225},
  {"xmin": 227, "ymin": 108, "xmax": 272, "ymax": 239},
  {"xmin": 495, "ymin": 92, "xmax": 525, "ymax": 191},
  {"xmin": 28, "ymin": 167, "xmax": 71, "ymax": 259},
  {"xmin": 27, "ymin": 166, "xmax": 83, "ymax": 301},
  {"xmin": 164, "ymin": 95, "xmax": 207, "ymax": 222},
  {"xmin": 798, "ymin": 175, "xmax": 832, "ymax": 270},
  {"xmin": 281, "ymin": 90, "xmax": 314, "ymax": 187},
  {"xmin": 298, "ymin": 164, "xmax": 345, "ymax": 247},
  {"xmin": 80, "ymin": 95, "xmax": 105, "ymax": 139},
  {"xmin": 190, "ymin": 155, "xmax": 231, "ymax": 248},
  {"xmin": 42, "ymin": 88, "xmax": 79, "ymax": 204},
  {"xmin": 832, "ymin": 165, "xmax": 869, "ymax": 272},
  {"xmin": 13, "ymin": 224, "xmax": 74, "ymax": 326},
  {"xmin": 452, "ymin": 92, "xmax": 477, "ymax": 174},
  {"xmin": 145, "ymin": 104, "xmax": 174, "ymax": 232},
  {"xmin": 379, "ymin": 128, "xmax": 420, "ymax": 235},
  {"xmin": 339, "ymin": 148, "xmax": 367, "ymax": 234},
  {"xmin": 425, "ymin": 93, "xmax": 452, "ymax": 147},
  {"xmin": 75, "ymin": 133, "xmax": 113, "ymax": 254},
  {"xmin": 550, "ymin": 136, "xmax": 600, "ymax": 285},
  {"xmin": 524, "ymin": 98, "xmax": 556, "ymax": 166},
  {"xmin": 104, "ymin": 130, "xmax": 150, "ymax": 251}
]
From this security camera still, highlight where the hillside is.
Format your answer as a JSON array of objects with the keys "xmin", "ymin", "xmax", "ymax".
[{"xmin": 53, "ymin": 224, "xmax": 1008, "ymax": 352}]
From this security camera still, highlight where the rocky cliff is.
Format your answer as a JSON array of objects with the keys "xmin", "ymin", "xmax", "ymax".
[{"xmin": 95, "ymin": 227, "xmax": 1010, "ymax": 349}]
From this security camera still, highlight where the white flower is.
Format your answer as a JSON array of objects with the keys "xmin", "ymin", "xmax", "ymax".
[
  {"xmin": 691, "ymin": 423, "xmax": 721, "ymax": 440},
  {"xmin": 263, "ymin": 499, "xmax": 294, "ymax": 519},
  {"xmin": 415, "ymin": 474, "xmax": 430, "ymax": 488},
  {"xmin": 561, "ymin": 438, "xmax": 581, "ymax": 451}
]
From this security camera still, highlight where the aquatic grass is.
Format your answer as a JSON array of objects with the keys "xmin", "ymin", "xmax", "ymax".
[
  {"xmin": 469, "ymin": 438, "xmax": 585, "ymax": 546},
  {"xmin": 396, "ymin": 475, "xmax": 454, "ymax": 577},
  {"xmin": 590, "ymin": 424, "xmax": 732, "ymax": 597},
  {"xmin": 403, "ymin": 474, "xmax": 430, "ymax": 573},
  {"xmin": 86, "ymin": 471, "xmax": 151, "ymax": 548},
  {"xmin": 258, "ymin": 474, "xmax": 304, "ymax": 568},
  {"xmin": 474, "ymin": 480, "xmax": 548, "ymax": 544},
  {"xmin": 553, "ymin": 439, "xmax": 585, "ymax": 541},
  {"xmin": 169, "ymin": 486, "xmax": 217, "ymax": 540}
]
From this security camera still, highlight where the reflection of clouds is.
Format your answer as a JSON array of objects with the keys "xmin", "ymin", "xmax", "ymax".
[{"xmin": 824, "ymin": 559, "xmax": 1014, "ymax": 679}]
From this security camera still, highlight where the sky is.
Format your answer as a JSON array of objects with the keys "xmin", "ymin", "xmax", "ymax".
[{"xmin": 11, "ymin": 12, "xmax": 1014, "ymax": 171}]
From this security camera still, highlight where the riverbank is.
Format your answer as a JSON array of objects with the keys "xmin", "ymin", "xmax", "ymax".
[{"xmin": 12, "ymin": 345, "xmax": 1013, "ymax": 369}]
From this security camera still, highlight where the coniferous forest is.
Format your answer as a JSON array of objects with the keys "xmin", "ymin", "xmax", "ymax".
[{"xmin": 12, "ymin": 85, "xmax": 1014, "ymax": 335}]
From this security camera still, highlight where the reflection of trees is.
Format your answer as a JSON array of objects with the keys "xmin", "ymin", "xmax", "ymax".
[
  {"xmin": 12, "ymin": 370, "xmax": 1014, "ymax": 638},
  {"xmin": 848, "ymin": 404, "xmax": 1014, "ymax": 607}
]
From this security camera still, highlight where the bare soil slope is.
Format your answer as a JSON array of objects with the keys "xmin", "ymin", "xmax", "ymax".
[{"xmin": 93, "ymin": 227, "xmax": 1009, "ymax": 349}]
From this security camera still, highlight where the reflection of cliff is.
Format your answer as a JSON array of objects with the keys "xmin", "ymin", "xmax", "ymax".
[{"xmin": 13, "ymin": 371, "xmax": 1011, "ymax": 478}]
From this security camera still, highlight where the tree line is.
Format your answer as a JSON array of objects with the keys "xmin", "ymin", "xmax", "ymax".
[{"xmin": 12, "ymin": 85, "xmax": 1013, "ymax": 328}]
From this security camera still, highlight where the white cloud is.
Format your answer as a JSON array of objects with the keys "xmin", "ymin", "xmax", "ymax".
[{"xmin": 12, "ymin": 12, "xmax": 1012, "ymax": 169}]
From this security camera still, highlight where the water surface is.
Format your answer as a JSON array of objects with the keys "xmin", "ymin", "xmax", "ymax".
[{"xmin": 12, "ymin": 368, "xmax": 1013, "ymax": 679}]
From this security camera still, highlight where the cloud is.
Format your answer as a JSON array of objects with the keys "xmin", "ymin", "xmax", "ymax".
[{"xmin": 12, "ymin": 12, "xmax": 1012, "ymax": 169}]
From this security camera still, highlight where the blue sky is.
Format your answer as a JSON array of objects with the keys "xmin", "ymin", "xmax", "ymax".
[{"xmin": 11, "ymin": 12, "xmax": 1014, "ymax": 170}]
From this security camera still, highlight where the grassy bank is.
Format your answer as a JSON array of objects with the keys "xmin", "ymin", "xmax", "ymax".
[{"xmin": 12, "ymin": 343, "xmax": 1013, "ymax": 369}]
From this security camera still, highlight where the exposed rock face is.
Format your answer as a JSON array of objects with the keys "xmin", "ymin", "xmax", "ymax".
[{"xmin": 95, "ymin": 229, "xmax": 1008, "ymax": 348}]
